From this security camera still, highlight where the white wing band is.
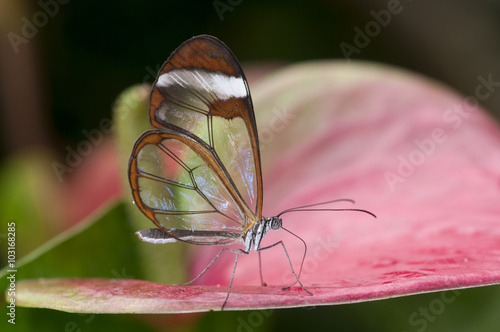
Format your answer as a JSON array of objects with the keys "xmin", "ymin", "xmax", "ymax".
[{"xmin": 157, "ymin": 69, "xmax": 248, "ymax": 100}]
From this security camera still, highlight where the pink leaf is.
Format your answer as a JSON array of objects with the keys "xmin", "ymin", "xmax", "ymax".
[
  {"xmin": 11, "ymin": 61, "xmax": 500, "ymax": 313},
  {"xmin": 13, "ymin": 278, "xmax": 320, "ymax": 313}
]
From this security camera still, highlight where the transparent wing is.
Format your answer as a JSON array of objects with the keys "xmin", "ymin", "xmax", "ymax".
[
  {"xmin": 149, "ymin": 35, "xmax": 263, "ymax": 223},
  {"xmin": 129, "ymin": 129, "xmax": 253, "ymax": 244}
]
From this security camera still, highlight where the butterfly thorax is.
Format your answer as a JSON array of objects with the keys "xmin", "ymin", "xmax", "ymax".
[{"xmin": 242, "ymin": 216, "xmax": 282, "ymax": 252}]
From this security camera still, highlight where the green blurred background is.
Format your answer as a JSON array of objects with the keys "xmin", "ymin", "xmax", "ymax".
[{"xmin": 1, "ymin": 0, "xmax": 500, "ymax": 331}]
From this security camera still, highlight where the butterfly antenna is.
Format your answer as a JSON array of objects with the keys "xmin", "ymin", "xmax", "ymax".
[
  {"xmin": 277, "ymin": 199, "xmax": 376, "ymax": 219},
  {"xmin": 277, "ymin": 198, "xmax": 355, "ymax": 216}
]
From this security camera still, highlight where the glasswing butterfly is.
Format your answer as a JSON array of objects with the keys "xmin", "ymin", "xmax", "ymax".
[{"xmin": 128, "ymin": 35, "xmax": 375, "ymax": 310}]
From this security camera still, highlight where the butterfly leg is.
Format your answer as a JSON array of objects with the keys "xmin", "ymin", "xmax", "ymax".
[
  {"xmin": 258, "ymin": 251, "xmax": 267, "ymax": 286},
  {"xmin": 257, "ymin": 241, "xmax": 312, "ymax": 295},
  {"xmin": 179, "ymin": 247, "xmax": 236, "ymax": 286},
  {"xmin": 177, "ymin": 246, "xmax": 249, "ymax": 310},
  {"xmin": 221, "ymin": 248, "xmax": 250, "ymax": 310}
]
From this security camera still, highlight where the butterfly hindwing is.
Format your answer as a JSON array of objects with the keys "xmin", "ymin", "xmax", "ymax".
[{"xmin": 130, "ymin": 126, "xmax": 249, "ymax": 244}]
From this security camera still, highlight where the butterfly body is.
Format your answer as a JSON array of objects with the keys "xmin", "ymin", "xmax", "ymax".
[
  {"xmin": 242, "ymin": 216, "xmax": 282, "ymax": 252},
  {"xmin": 136, "ymin": 215, "xmax": 281, "ymax": 253}
]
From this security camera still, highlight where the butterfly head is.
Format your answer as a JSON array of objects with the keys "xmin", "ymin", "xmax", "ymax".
[{"xmin": 268, "ymin": 216, "xmax": 282, "ymax": 230}]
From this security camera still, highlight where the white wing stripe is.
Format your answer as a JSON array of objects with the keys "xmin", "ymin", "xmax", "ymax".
[{"xmin": 157, "ymin": 69, "xmax": 247, "ymax": 100}]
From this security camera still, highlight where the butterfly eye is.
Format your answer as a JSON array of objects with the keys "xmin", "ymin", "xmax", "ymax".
[{"xmin": 271, "ymin": 217, "xmax": 282, "ymax": 230}]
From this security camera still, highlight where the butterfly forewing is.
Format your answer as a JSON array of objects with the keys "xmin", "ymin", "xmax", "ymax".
[{"xmin": 149, "ymin": 36, "xmax": 263, "ymax": 222}]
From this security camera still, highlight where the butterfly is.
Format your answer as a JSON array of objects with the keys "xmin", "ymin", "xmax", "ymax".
[{"xmin": 128, "ymin": 35, "xmax": 375, "ymax": 310}]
